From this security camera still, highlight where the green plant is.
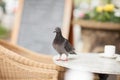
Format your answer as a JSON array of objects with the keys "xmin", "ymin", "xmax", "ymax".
[
  {"xmin": 83, "ymin": 4, "xmax": 120, "ymax": 23},
  {"xmin": 0, "ymin": 25, "xmax": 9, "ymax": 38}
]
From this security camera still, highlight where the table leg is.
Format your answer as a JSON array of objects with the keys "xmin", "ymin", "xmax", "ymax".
[
  {"xmin": 64, "ymin": 69, "xmax": 94, "ymax": 80},
  {"xmin": 98, "ymin": 74, "xmax": 109, "ymax": 80}
]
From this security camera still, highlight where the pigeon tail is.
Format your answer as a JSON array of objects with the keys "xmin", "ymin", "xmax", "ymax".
[{"xmin": 70, "ymin": 51, "xmax": 77, "ymax": 55}]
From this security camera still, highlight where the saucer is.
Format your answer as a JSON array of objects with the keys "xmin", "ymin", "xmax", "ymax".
[
  {"xmin": 116, "ymin": 56, "xmax": 120, "ymax": 61},
  {"xmin": 99, "ymin": 53, "xmax": 117, "ymax": 59}
]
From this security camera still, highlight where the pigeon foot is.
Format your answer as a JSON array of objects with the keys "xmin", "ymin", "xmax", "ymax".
[
  {"xmin": 62, "ymin": 58, "xmax": 68, "ymax": 61},
  {"xmin": 56, "ymin": 58, "xmax": 62, "ymax": 61}
]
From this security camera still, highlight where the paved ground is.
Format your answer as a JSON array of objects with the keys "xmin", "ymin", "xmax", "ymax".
[{"xmin": 18, "ymin": 0, "xmax": 64, "ymax": 55}]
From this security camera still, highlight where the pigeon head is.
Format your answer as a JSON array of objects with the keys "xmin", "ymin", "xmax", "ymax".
[{"xmin": 53, "ymin": 27, "xmax": 61, "ymax": 33}]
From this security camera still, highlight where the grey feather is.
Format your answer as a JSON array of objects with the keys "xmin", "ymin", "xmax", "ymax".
[{"xmin": 52, "ymin": 27, "xmax": 76, "ymax": 56}]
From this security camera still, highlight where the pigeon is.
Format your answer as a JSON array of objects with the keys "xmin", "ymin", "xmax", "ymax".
[{"xmin": 52, "ymin": 27, "xmax": 76, "ymax": 61}]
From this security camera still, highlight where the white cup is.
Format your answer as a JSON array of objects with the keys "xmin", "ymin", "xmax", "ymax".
[{"xmin": 104, "ymin": 45, "xmax": 116, "ymax": 57}]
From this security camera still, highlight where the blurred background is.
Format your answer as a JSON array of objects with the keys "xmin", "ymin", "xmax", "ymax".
[
  {"xmin": 0, "ymin": 0, "xmax": 119, "ymax": 55},
  {"xmin": 0, "ymin": 0, "xmax": 120, "ymax": 80},
  {"xmin": 0, "ymin": 0, "xmax": 18, "ymax": 39}
]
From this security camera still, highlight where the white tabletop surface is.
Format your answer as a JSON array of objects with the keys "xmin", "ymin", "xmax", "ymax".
[{"xmin": 53, "ymin": 53, "xmax": 120, "ymax": 75}]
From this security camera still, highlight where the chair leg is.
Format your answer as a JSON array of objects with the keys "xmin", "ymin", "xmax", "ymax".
[{"xmin": 98, "ymin": 74, "xmax": 109, "ymax": 80}]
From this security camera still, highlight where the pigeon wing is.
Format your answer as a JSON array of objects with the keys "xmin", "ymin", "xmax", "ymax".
[{"xmin": 64, "ymin": 39, "xmax": 75, "ymax": 52}]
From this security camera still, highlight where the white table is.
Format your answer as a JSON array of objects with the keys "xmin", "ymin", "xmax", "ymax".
[{"xmin": 53, "ymin": 53, "xmax": 120, "ymax": 80}]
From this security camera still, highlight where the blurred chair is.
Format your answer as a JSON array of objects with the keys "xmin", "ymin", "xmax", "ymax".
[
  {"xmin": 13, "ymin": 0, "xmax": 73, "ymax": 55},
  {"xmin": 0, "ymin": 0, "xmax": 73, "ymax": 80},
  {"xmin": 10, "ymin": 0, "xmax": 24, "ymax": 44},
  {"xmin": 0, "ymin": 39, "xmax": 65, "ymax": 80}
]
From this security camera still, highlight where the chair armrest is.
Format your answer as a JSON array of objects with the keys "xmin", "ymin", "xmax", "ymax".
[
  {"xmin": 0, "ymin": 39, "xmax": 65, "ymax": 71},
  {"xmin": 0, "ymin": 54, "xmax": 58, "ymax": 80}
]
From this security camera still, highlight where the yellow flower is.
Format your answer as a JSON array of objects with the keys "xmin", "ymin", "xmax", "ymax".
[
  {"xmin": 96, "ymin": 6, "xmax": 104, "ymax": 13},
  {"xmin": 103, "ymin": 4, "xmax": 115, "ymax": 12}
]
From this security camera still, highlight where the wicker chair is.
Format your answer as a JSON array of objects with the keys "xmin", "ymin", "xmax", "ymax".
[{"xmin": 0, "ymin": 40, "xmax": 66, "ymax": 80}]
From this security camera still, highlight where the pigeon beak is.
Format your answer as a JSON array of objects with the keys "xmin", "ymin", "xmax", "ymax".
[{"xmin": 53, "ymin": 31, "xmax": 56, "ymax": 33}]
